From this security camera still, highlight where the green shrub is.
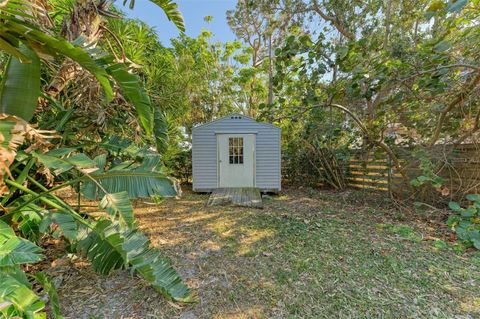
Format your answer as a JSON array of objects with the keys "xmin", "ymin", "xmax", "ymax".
[{"xmin": 447, "ymin": 194, "xmax": 480, "ymax": 249}]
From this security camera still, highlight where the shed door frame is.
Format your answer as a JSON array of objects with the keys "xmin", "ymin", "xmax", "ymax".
[{"xmin": 216, "ymin": 133, "xmax": 256, "ymax": 188}]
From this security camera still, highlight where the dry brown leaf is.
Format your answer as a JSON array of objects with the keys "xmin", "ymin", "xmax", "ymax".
[{"xmin": 0, "ymin": 114, "xmax": 27, "ymax": 195}]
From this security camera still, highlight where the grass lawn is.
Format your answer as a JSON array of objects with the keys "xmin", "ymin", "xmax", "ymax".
[{"xmin": 54, "ymin": 187, "xmax": 480, "ymax": 318}]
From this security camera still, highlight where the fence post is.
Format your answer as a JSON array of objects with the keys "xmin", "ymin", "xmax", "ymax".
[{"xmin": 387, "ymin": 155, "xmax": 393, "ymax": 197}]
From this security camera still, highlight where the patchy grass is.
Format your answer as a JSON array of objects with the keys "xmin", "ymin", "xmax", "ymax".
[{"xmin": 54, "ymin": 187, "xmax": 480, "ymax": 318}]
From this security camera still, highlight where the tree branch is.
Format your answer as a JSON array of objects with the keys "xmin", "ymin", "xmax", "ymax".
[
  {"xmin": 311, "ymin": 0, "xmax": 355, "ymax": 41},
  {"xmin": 428, "ymin": 71, "xmax": 480, "ymax": 147}
]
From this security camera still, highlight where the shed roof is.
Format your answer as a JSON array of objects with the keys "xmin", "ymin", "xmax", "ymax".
[{"xmin": 192, "ymin": 113, "xmax": 280, "ymax": 131}]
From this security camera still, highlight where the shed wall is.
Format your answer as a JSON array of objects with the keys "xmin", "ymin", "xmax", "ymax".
[{"xmin": 192, "ymin": 116, "xmax": 281, "ymax": 191}]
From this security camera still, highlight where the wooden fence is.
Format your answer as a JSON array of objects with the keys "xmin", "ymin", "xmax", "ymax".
[{"xmin": 344, "ymin": 144, "xmax": 480, "ymax": 197}]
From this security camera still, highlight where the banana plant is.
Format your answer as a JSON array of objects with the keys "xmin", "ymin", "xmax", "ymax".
[
  {"xmin": 1, "ymin": 143, "xmax": 192, "ymax": 317},
  {"xmin": 0, "ymin": 1, "xmax": 191, "ymax": 317}
]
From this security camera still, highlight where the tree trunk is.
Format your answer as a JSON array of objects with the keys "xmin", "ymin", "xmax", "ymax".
[
  {"xmin": 267, "ymin": 33, "xmax": 273, "ymax": 105},
  {"xmin": 46, "ymin": 0, "xmax": 106, "ymax": 98}
]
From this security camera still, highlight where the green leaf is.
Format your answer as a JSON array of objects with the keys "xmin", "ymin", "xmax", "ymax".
[
  {"xmin": 0, "ymin": 221, "xmax": 43, "ymax": 267},
  {"xmin": 34, "ymin": 152, "xmax": 97, "ymax": 175},
  {"xmin": 83, "ymin": 170, "xmax": 177, "ymax": 199},
  {"xmin": 446, "ymin": 0, "xmax": 468, "ymax": 12},
  {"xmin": 337, "ymin": 46, "xmax": 349, "ymax": 60},
  {"xmin": 99, "ymin": 192, "xmax": 135, "ymax": 228},
  {"xmin": 460, "ymin": 207, "xmax": 476, "ymax": 218},
  {"xmin": 433, "ymin": 240, "xmax": 448, "ymax": 250},
  {"xmin": 45, "ymin": 148, "xmax": 76, "ymax": 157},
  {"xmin": 124, "ymin": 0, "xmax": 185, "ymax": 32},
  {"xmin": 0, "ymin": 220, "xmax": 15, "ymax": 238},
  {"xmin": 472, "ymin": 238, "xmax": 480, "ymax": 250},
  {"xmin": 106, "ymin": 63, "xmax": 154, "ymax": 135},
  {"xmin": 39, "ymin": 213, "xmax": 79, "ymax": 241},
  {"xmin": 434, "ymin": 40, "xmax": 451, "ymax": 53},
  {"xmin": 466, "ymin": 194, "xmax": 480, "ymax": 202},
  {"xmin": 151, "ymin": 0, "xmax": 185, "ymax": 32},
  {"xmin": 449, "ymin": 201, "xmax": 462, "ymax": 212},
  {"xmin": 75, "ymin": 219, "xmax": 191, "ymax": 302},
  {"xmin": 0, "ymin": 37, "xmax": 30, "ymax": 63},
  {"xmin": 0, "ymin": 237, "xmax": 43, "ymax": 267},
  {"xmin": 81, "ymin": 155, "xmax": 177, "ymax": 199},
  {"xmin": 154, "ymin": 108, "xmax": 168, "ymax": 153},
  {"xmin": 0, "ymin": 271, "xmax": 43, "ymax": 313},
  {"xmin": 32, "ymin": 272, "xmax": 62, "ymax": 319},
  {"xmin": 446, "ymin": 215, "xmax": 460, "ymax": 228},
  {"xmin": 11, "ymin": 205, "xmax": 43, "ymax": 241},
  {"xmin": 5, "ymin": 21, "xmax": 114, "ymax": 102},
  {"xmin": 427, "ymin": 0, "xmax": 446, "ymax": 12},
  {"xmin": 0, "ymin": 45, "xmax": 40, "ymax": 121}
]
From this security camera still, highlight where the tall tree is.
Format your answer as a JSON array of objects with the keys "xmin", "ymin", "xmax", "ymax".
[{"xmin": 227, "ymin": 0, "xmax": 303, "ymax": 112}]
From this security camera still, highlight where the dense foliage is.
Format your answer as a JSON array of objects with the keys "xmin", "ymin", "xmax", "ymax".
[{"xmin": 0, "ymin": 1, "xmax": 192, "ymax": 317}]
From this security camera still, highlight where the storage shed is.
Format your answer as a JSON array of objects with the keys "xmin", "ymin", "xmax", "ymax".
[{"xmin": 192, "ymin": 113, "xmax": 281, "ymax": 192}]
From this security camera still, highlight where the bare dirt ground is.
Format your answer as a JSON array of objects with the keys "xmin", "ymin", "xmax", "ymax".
[{"xmin": 48, "ymin": 187, "xmax": 480, "ymax": 319}]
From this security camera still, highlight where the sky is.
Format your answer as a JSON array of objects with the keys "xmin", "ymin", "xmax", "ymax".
[{"xmin": 122, "ymin": 0, "xmax": 238, "ymax": 46}]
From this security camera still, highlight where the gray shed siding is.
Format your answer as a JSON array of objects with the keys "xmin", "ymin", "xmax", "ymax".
[{"xmin": 192, "ymin": 115, "xmax": 281, "ymax": 192}]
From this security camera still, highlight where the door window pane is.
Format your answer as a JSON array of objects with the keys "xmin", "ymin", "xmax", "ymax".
[{"xmin": 229, "ymin": 137, "xmax": 244, "ymax": 164}]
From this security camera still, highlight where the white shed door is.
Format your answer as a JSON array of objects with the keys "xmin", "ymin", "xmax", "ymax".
[{"xmin": 218, "ymin": 134, "xmax": 255, "ymax": 187}]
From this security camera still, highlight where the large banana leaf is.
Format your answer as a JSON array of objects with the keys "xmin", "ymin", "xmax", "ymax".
[
  {"xmin": 82, "ymin": 155, "xmax": 178, "ymax": 199},
  {"xmin": 124, "ymin": 0, "xmax": 185, "ymax": 32},
  {"xmin": 32, "ymin": 151, "xmax": 177, "ymax": 199},
  {"xmin": 106, "ymin": 63, "xmax": 154, "ymax": 135},
  {"xmin": 76, "ymin": 219, "xmax": 192, "ymax": 302},
  {"xmin": 0, "ymin": 45, "xmax": 40, "ymax": 122},
  {"xmin": 96, "ymin": 136, "xmax": 136, "ymax": 156},
  {"xmin": 83, "ymin": 170, "xmax": 178, "ymax": 199}
]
